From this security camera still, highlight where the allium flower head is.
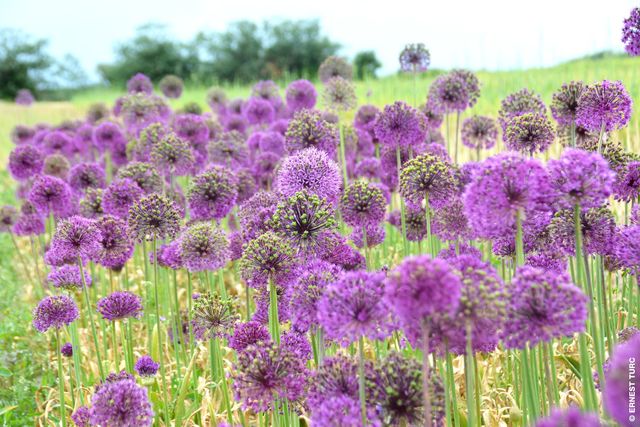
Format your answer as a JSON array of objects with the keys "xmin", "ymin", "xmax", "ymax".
[
  {"xmin": 374, "ymin": 101, "xmax": 427, "ymax": 148},
  {"xmin": 102, "ymin": 179, "xmax": 143, "ymax": 219},
  {"xmin": 547, "ymin": 207, "xmax": 616, "ymax": 256},
  {"xmin": 0, "ymin": 206, "xmax": 18, "ymax": 233},
  {"xmin": 97, "ymin": 291, "xmax": 143, "ymax": 321},
  {"xmin": 603, "ymin": 334, "xmax": 640, "ymax": 426},
  {"xmin": 32, "ymin": 295, "xmax": 79, "ymax": 332},
  {"xmin": 615, "ymin": 225, "xmax": 640, "ymax": 271},
  {"xmin": 548, "ymin": 148, "xmax": 615, "ymax": 209},
  {"xmin": 622, "ymin": 7, "xmax": 640, "ymax": 56},
  {"xmin": 428, "ymin": 70, "xmax": 480, "ymax": 114},
  {"xmin": 431, "ymin": 198, "xmax": 474, "ymax": 242},
  {"xmin": 43, "ymin": 153, "xmax": 70, "ymax": 180},
  {"xmin": 191, "ymin": 292, "xmax": 238, "ymax": 340},
  {"xmin": 461, "ymin": 115, "xmax": 498, "ymax": 150},
  {"xmin": 318, "ymin": 56, "xmax": 353, "ymax": 82},
  {"xmin": 504, "ymin": 113, "xmax": 555, "ymax": 154},
  {"xmin": 128, "ymin": 194, "xmax": 181, "ymax": 242},
  {"xmin": 318, "ymin": 270, "xmax": 391, "ymax": 344},
  {"xmin": 9, "ymin": 145, "xmax": 44, "ymax": 180},
  {"xmin": 92, "ymin": 121, "xmax": 126, "ymax": 152},
  {"xmin": 29, "ymin": 175, "xmax": 72, "ymax": 216},
  {"xmin": 239, "ymin": 231, "xmax": 298, "ymax": 288},
  {"xmin": 285, "ymin": 109, "xmax": 339, "ymax": 156},
  {"xmin": 68, "ymin": 163, "xmax": 106, "ymax": 193},
  {"xmin": 400, "ymin": 153, "xmax": 458, "ymax": 208},
  {"xmin": 135, "ymin": 355, "xmax": 159, "ymax": 377},
  {"xmin": 551, "ymin": 81, "xmax": 586, "ymax": 125},
  {"xmin": 243, "ymin": 97, "xmax": 276, "ymax": 125},
  {"xmin": 41, "ymin": 130, "xmax": 73, "ymax": 156},
  {"xmin": 116, "ymin": 162, "xmax": 163, "ymax": 194},
  {"xmin": 173, "ymin": 113, "xmax": 210, "ymax": 147},
  {"xmin": 127, "ymin": 73, "xmax": 153, "ymax": 94},
  {"xmin": 388, "ymin": 204, "xmax": 427, "ymax": 242},
  {"xmin": 95, "ymin": 215, "xmax": 134, "ymax": 269},
  {"xmin": 614, "ymin": 160, "xmax": 640, "ymax": 202},
  {"xmin": 50, "ymin": 215, "xmax": 102, "ymax": 262},
  {"xmin": 13, "ymin": 202, "xmax": 45, "ymax": 236},
  {"xmin": 276, "ymin": 147, "xmax": 341, "ymax": 204},
  {"xmin": 150, "ymin": 132, "xmax": 195, "ymax": 176},
  {"xmin": 229, "ymin": 321, "xmax": 271, "ymax": 352},
  {"xmin": 238, "ymin": 191, "xmax": 280, "ymax": 241},
  {"xmin": 121, "ymin": 94, "xmax": 170, "ymax": 135},
  {"xmin": 207, "ymin": 130, "xmax": 248, "ymax": 167},
  {"xmin": 159, "ymin": 74, "xmax": 183, "ymax": 98},
  {"xmin": 90, "ymin": 379, "xmax": 154, "ymax": 427},
  {"xmin": 48, "ymin": 264, "xmax": 91, "ymax": 290},
  {"xmin": 534, "ymin": 407, "xmax": 603, "ymax": 427},
  {"xmin": 576, "ymin": 80, "xmax": 632, "ymax": 132},
  {"xmin": 340, "ymin": 180, "xmax": 387, "ymax": 227},
  {"xmin": 502, "ymin": 266, "xmax": 587, "ymax": 349},
  {"xmin": 15, "ymin": 89, "xmax": 35, "ymax": 106},
  {"xmin": 179, "ymin": 222, "xmax": 229, "ymax": 272},
  {"xmin": 285, "ymin": 79, "xmax": 317, "ymax": 111},
  {"xmin": 354, "ymin": 104, "xmax": 380, "ymax": 132},
  {"xmin": 60, "ymin": 342, "xmax": 73, "ymax": 357},
  {"xmin": 498, "ymin": 88, "xmax": 546, "ymax": 130},
  {"xmin": 206, "ymin": 87, "xmax": 227, "ymax": 111},
  {"xmin": 399, "ymin": 43, "xmax": 430, "ymax": 72},
  {"xmin": 323, "ymin": 76, "xmax": 357, "ymax": 111},
  {"xmin": 251, "ymin": 80, "xmax": 282, "ymax": 106},
  {"xmin": 316, "ymin": 230, "xmax": 366, "ymax": 270},
  {"xmin": 72, "ymin": 406, "xmax": 90, "ymax": 427},
  {"xmin": 187, "ymin": 165, "xmax": 237, "ymax": 221}
]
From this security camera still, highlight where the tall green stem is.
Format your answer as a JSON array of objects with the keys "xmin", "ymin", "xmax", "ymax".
[
  {"xmin": 268, "ymin": 277, "xmax": 280, "ymax": 344},
  {"xmin": 396, "ymin": 147, "xmax": 409, "ymax": 256},
  {"xmin": 152, "ymin": 238, "xmax": 171, "ymax": 425},
  {"xmin": 55, "ymin": 328, "xmax": 67, "ymax": 427},
  {"xmin": 78, "ymin": 257, "xmax": 104, "ymax": 379},
  {"xmin": 358, "ymin": 335, "xmax": 367, "ymax": 426},
  {"xmin": 422, "ymin": 320, "xmax": 433, "ymax": 427}
]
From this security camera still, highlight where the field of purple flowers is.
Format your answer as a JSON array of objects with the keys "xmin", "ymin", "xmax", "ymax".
[{"xmin": 3, "ymin": 8, "xmax": 640, "ymax": 427}]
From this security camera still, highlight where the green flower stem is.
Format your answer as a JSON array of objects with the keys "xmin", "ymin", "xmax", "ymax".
[
  {"xmin": 152, "ymin": 238, "xmax": 171, "ymax": 426},
  {"xmin": 69, "ymin": 322, "xmax": 85, "ymax": 404},
  {"xmin": 421, "ymin": 320, "xmax": 433, "ymax": 427},
  {"xmin": 268, "ymin": 276, "xmax": 280, "ymax": 344},
  {"xmin": 464, "ymin": 324, "xmax": 476, "ymax": 427},
  {"xmin": 396, "ymin": 147, "xmax": 409, "ymax": 257},
  {"xmin": 55, "ymin": 328, "xmax": 67, "ymax": 427},
  {"xmin": 358, "ymin": 335, "xmax": 367, "ymax": 426},
  {"xmin": 454, "ymin": 111, "xmax": 461, "ymax": 164},
  {"xmin": 444, "ymin": 347, "xmax": 461, "ymax": 427},
  {"xmin": 78, "ymin": 257, "xmax": 105, "ymax": 379}
]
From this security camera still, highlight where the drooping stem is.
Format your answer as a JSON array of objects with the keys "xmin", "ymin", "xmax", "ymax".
[
  {"xmin": 78, "ymin": 257, "xmax": 105, "ymax": 379},
  {"xmin": 55, "ymin": 328, "xmax": 67, "ymax": 427}
]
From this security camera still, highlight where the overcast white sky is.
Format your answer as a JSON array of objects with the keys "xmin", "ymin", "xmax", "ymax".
[{"xmin": 0, "ymin": 0, "xmax": 636, "ymax": 80}]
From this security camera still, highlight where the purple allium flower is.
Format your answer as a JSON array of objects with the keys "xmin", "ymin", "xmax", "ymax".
[
  {"xmin": 251, "ymin": 283, "xmax": 290, "ymax": 325},
  {"xmin": 13, "ymin": 202, "xmax": 45, "ymax": 236},
  {"xmin": 187, "ymin": 166, "xmax": 237, "ymax": 221},
  {"xmin": 150, "ymin": 132, "xmax": 195, "ymax": 176},
  {"xmin": 68, "ymin": 163, "xmax": 106, "ymax": 193},
  {"xmin": 498, "ymin": 88, "xmax": 547, "ymax": 130},
  {"xmin": 551, "ymin": 81, "xmax": 586, "ymax": 126},
  {"xmin": 354, "ymin": 104, "xmax": 380, "ymax": 133},
  {"xmin": 256, "ymin": 131, "xmax": 285, "ymax": 156},
  {"xmin": 50, "ymin": 215, "xmax": 101, "ymax": 263},
  {"xmin": 134, "ymin": 355, "xmax": 159, "ymax": 377},
  {"xmin": 615, "ymin": 225, "xmax": 640, "ymax": 271},
  {"xmin": 316, "ymin": 230, "xmax": 366, "ymax": 270},
  {"xmin": 238, "ymin": 191, "xmax": 280, "ymax": 241},
  {"xmin": 92, "ymin": 121, "xmax": 126, "ymax": 153},
  {"xmin": 153, "ymin": 240, "xmax": 183, "ymax": 269},
  {"xmin": 97, "ymin": 291, "xmax": 143, "ymax": 321},
  {"xmin": 32, "ymin": 295, "xmax": 79, "ymax": 332},
  {"xmin": 350, "ymin": 223, "xmax": 386, "ymax": 249},
  {"xmin": 121, "ymin": 94, "xmax": 170, "ymax": 135},
  {"xmin": 11, "ymin": 124, "xmax": 36, "ymax": 145},
  {"xmin": 130, "ymin": 122, "xmax": 166, "ymax": 161},
  {"xmin": 158, "ymin": 74, "xmax": 183, "ymax": 98},
  {"xmin": 86, "ymin": 103, "xmax": 109, "ymax": 123},
  {"xmin": 173, "ymin": 113, "xmax": 210, "ymax": 147},
  {"xmin": 340, "ymin": 180, "xmax": 386, "ymax": 227},
  {"xmin": 431, "ymin": 198, "xmax": 474, "ymax": 242},
  {"xmin": 502, "ymin": 266, "xmax": 587, "ymax": 349},
  {"xmin": 374, "ymin": 101, "xmax": 427, "ymax": 149},
  {"xmin": 128, "ymin": 194, "xmax": 181, "ymax": 242},
  {"xmin": 48, "ymin": 264, "xmax": 91, "ymax": 290},
  {"xmin": 208, "ymin": 130, "xmax": 249, "ymax": 167},
  {"xmin": 0, "ymin": 206, "xmax": 18, "ymax": 233},
  {"xmin": 576, "ymin": 80, "xmax": 632, "ymax": 132},
  {"xmin": 242, "ymin": 97, "xmax": 275, "ymax": 126},
  {"xmin": 29, "ymin": 175, "xmax": 72, "ymax": 217},
  {"xmin": 71, "ymin": 406, "xmax": 90, "ymax": 427},
  {"xmin": 463, "ymin": 152, "xmax": 551, "ymax": 239},
  {"xmin": 285, "ymin": 109, "xmax": 339, "ymax": 156},
  {"xmin": 285, "ymin": 79, "xmax": 317, "ymax": 111},
  {"xmin": 418, "ymin": 103, "xmax": 444, "ymax": 131},
  {"xmin": 43, "ymin": 153, "xmax": 70, "ymax": 180},
  {"xmin": 90, "ymin": 378, "xmax": 154, "ymax": 427},
  {"xmin": 276, "ymin": 147, "xmax": 341, "ymax": 204},
  {"xmin": 116, "ymin": 162, "xmax": 163, "ymax": 194},
  {"xmin": 399, "ymin": 43, "xmax": 430, "ymax": 72},
  {"xmin": 8, "ymin": 145, "xmax": 44, "ymax": 180},
  {"xmin": 603, "ymin": 334, "xmax": 640, "ymax": 426},
  {"xmin": 318, "ymin": 56, "xmax": 353, "ymax": 83},
  {"xmin": 232, "ymin": 341, "xmax": 309, "ymax": 412},
  {"xmin": 323, "ymin": 76, "xmax": 357, "ymax": 112},
  {"xmin": 223, "ymin": 114, "xmax": 248, "ymax": 134},
  {"xmin": 548, "ymin": 148, "xmax": 615, "ymax": 209},
  {"xmin": 281, "ymin": 330, "xmax": 312, "ymax": 360},
  {"xmin": 614, "ymin": 160, "xmax": 640, "ymax": 202},
  {"xmin": 252, "ymin": 80, "xmax": 282, "ymax": 106},
  {"xmin": 400, "ymin": 153, "xmax": 458, "ymax": 208},
  {"xmin": 460, "ymin": 115, "xmax": 498, "ymax": 151},
  {"xmin": 546, "ymin": 207, "xmax": 616, "ymax": 256},
  {"xmin": 239, "ymin": 231, "xmax": 298, "ymax": 289},
  {"xmin": 623, "ymin": 7, "xmax": 640, "ymax": 56},
  {"xmin": 437, "ymin": 242, "xmax": 482, "ymax": 261},
  {"xmin": 102, "ymin": 179, "xmax": 143, "ymax": 219},
  {"xmin": 95, "ymin": 215, "xmax": 134, "ymax": 269},
  {"xmin": 229, "ymin": 321, "xmax": 271, "ymax": 352},
  {"xmin": 318, "ymin": 270, "xmax": 391, "ymax": 345},
  {"xmin": 127, "ymin": 73, "xmax": 153, "ymax": 94},
  {"xmin": 312, "ymin": 396, "xmax": 381, "ymax": 427},
  {"xmin": 15, "ymin": 89, "xmax": 35, "ymax": 106},
  {"xmin": 387, "ymin": 204, "xmax": 428, "ymax": 242},
  {"xmin": 427, "ymin": 70, "xmax": 480, "ymax": 114},
  {"xmin": 61, "ymin": 342, "xmax": 73, "ymax": 357},
  {"xmin": 41, "ymin": 130, "xmax": 72, "ymax": 156},
  {"xmin": 503, "ymin": 113, "xmax": 555, "ymax": 155},
  {"xmin": 234, "ymin": 168, "xmax": 257, "ymax": 203},
  {"xmin": 354, "ymin": 157, "xmax": 382, "ymax": 180},
  {"xmin": 179, "ymin": 222, "xmax": 229, "ymax": 272},
  {"xmin": 534, "ymin": 407, "xmax": 603, "ymax": 427},
  {"xmin": 270, "ymin": 191, "xmax": 337, "ymax": 254},
  {"xmin": 206, "ymin": 87, "xmax": 227, "ymax": 111}
]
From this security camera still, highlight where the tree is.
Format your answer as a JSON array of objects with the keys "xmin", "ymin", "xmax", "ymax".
[
  {"xmin": 354, "ymin": 51, "xmax": 381, "ymax": 79},
  {"xmin": 0, "ymin": 29, "xmax": 53, "ymax": 99}
]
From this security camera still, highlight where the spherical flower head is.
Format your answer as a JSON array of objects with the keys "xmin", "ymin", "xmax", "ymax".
[
  {"xmin": 318, "ymin": 56, "xmax": 353, "ymax": 83},
  {"xmin": 576, "ymin": 80, "xmax": 632, "ymax": 132},
  {"xmin": 48, "ymin": 264, "xmax": 91, "ymax": 290},
  {"xmin": 340, "ymin": 180, "xmax": 386, "ymax": 227},
  {"xmin": 232, "ymin": 341, "xmax": 309, "ymax": 412},
  {"xmin": 318, "ymin": 270, "xmax": 391, "ymax": 345},
  {"xmin": 384, "ymin": 255, "xmax": 461, "ymax": 342},
  {"xmin": 603, "ymin": 334, "xmax": 640, "ymax": 426},
  {"xmin": 623, "ymin": 8, "xmax": 640, "ymax": 56},
  {"xmin": 251, "ymin": 283, "xmax": 291, "ymax": 325},
  {"xmin": 551, "ymin": 81, "xmax": 586, "ymax": 125},
  {"xmin": 128, "ymin": 193, "xmax": 181, "ymax": 242},
  {"xmin": 158, "ymin": 74, "xmax": 183, "ymax": 98},
  {"xmin": 102, "ymin": 179, "xmax": 143, "ymax": 219},
  {"xmin": 50, "ymin": 215, "xmax": 102, "ymax": 263},
  {"xmin": 354, "ymin": 157, "xmax": 382, "ymax": 180},
  {"xmin": 251, "ymin": 80, "xmax": 282, "ymax": 107},
  {"xmin": 547, "ymin": 207, "xmax": 616, "ymax": 257},
  {"xmin": 130, "ymin": 122, "xmax": 167, "ymax": 161},
  {"xmin": 400, "ymin": 153, "xmax": 458, "ymax": 209},
  {"xmin": 173, "ymin": 113, "xmax": 210, "ymax": 147},
  {"xmin": 615, "ymin": 161, "xmax": 640, "ymax": 202},
  {"xmin": 68, "ymin": 163, "xmax": 106, "ymax": 193},
  {"xmin": 29, "ymin": 175, "xmax": 72, "ymax": 217},
  {"xmin": 92, "ymin": 121, "xmax": 126, "ymax": 152},
  {"xmin": 95, "ymin": 215, "xmax": 134, "ymax": 269},
  {"xmin": 239, "ymin": 231, "xmax": 298, "ymax": 289},
  {"xmin": 323, "ymin": 76, "xmax": 357, "ymax": 112},
  {"xmin": 463, "ymin": 152, "xmax": 551, "ymax": 239},
  {"xmin": 388, "ymin": 204, "xmax": 427, "ymax": 242},
  {"xmin": 207, "ymin": 130, "xmax": 249, "ymax": 167},
  {"xmin": 277, "ymin": 147, "xmax": 342, "ymax": 203},
  {"xmin": 86, "ymin": 102, "xmax": 109, "ymax": 123},
  {"xmin": 285, "ymin": 109, "xmax": 339, "ymax": 156},
  {"xmin": 127, "ymin": 73, "xmax": 153, "ymax": 94},
  {"xmin": 134, "ymin": 355, "xmax": 159, "ymax": 377},
  {"xmin": 187, "ymin": 165, "xmax": 238, "ymax": 221},
  {"xmin": 116, "ymin": 162, "xmax": 163, "ymax": 194},
  {"xmin": 498, "ymin": 88, "xmax": 547, "ymax": 130},
  {"xmin": 285, "ymin": 79, "xmax": 317, "ymax": 111},
  {"xmin": 312, "ymin": 396, "xmax": 382, "ymax": 427},
  {"xmin": 9, "ymin": 145, "xmax": 44, "ymax": 181},
  {"xmin": 548, "ymin": 148, "xmax": 615, "ymax": 209},
  {"xmin": 15, "ymin": 89, "xmax": 35, "ymax": 106},
  {"xmin": 179, "ymin": 222, "xmax": 229, "ymax": 272},
  {"xmin": 374, "ymin": 101, "xmax": 427, "ymax": 149},
  {"xmin": 71, "ymin": 406, "xmax": 90, "ymax": 427},
  {"xmin": 504, "ymin": 113, "xmax": 555, "ymax": 154},
  {"xmin": 615, "ymin": 225, "xmax": 640, "ymax": 271},
  {"xmin": 399, "ymin": 43, "xmax": 430, "ymax": 72},
  {"xmin": 534, "ymin": 407, "xmax": 603, "ymax": 427},
  {"xmin": 42, "ymin": 153, "xmax": 70, "ymax": 180},
  {"xmin": 270, "ymin": 191, "xmax": 337, "ymax": 254},
  {"xmin": 238, "ymin": 191, "xmax": 280, "ymax": 241},
  {"xmin": 229, "ymin": 321, "xmax": 271, "ymax": 352},
  {"xmin": 60, "ymin": 342, "xmax": 74, "ymax": 358},
  {"xmin": 121, "ymin": 94, "xmax": 170, "ymax": 136},
  {"xmin": 206, "ymin": 86, "xmax": 227, "ymax": 111},
  {"xmin": 502, "ymin": 266, "xmax": 587, "ymax": 349},
  {"xmin": 0, "ymin": 205, "xmax": 18, "ymax": 233},
  {"xmin": 461, "ymin": 115, "xmax": 498, "ymax": 150},
  {"xmin": 32, "ymin": 295, "xmax": 79, "ymax": 333},
  {"xmin": 190, "ymin": 291, "xmax": 238, "ymax": 340},
  {"xmin": 255, "ymin": 131, "xmax": 284, "ymax": 156},
  {"xmin": 316, "ymin": 230, "xmax": 366, "ymax": 270},
  {"xmin": 431, "ymin": 198, "xmax": 475, "ymax": 242},
  {"xmin": 354, "ymin": 104, "xmax": 380, "ymax": 133},
  {"xmin": 241, "ymin": 97, "xmax": 275, "ymax": 126},
  {"xmin": 97, "ymin": 291, "xmax": 143, "ymax": 321},
  {"xmin": 428, "ymin": 71, "xmax": 478, "ymax": 114},
  {"xmin": 437, "ymin": 242, "xmax": 482, "ymax": 261},
  {"xmin": 150, "ymin": 132, "xmax": 195, "ymax": 176},
  {"xmin": 153, "ymin": 239, "xmax": 183, "ymax": 269},
  {"xmin": 350, "ymin": 223, "xmax": 386, "ymax": 249},
  {"xmin": 90, "ymin": 378, "xmax": 154, "ymax": 427}
]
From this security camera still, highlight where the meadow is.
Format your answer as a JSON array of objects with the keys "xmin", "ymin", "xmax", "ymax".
[{"xmin": 1, "ymin": 51, "xmax": 640, "ymax": 426}]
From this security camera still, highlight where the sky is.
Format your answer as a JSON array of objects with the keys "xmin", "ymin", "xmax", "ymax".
[{"xmin": 0, "ymin": 0, "xmax": 636, "ymax": 81}]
